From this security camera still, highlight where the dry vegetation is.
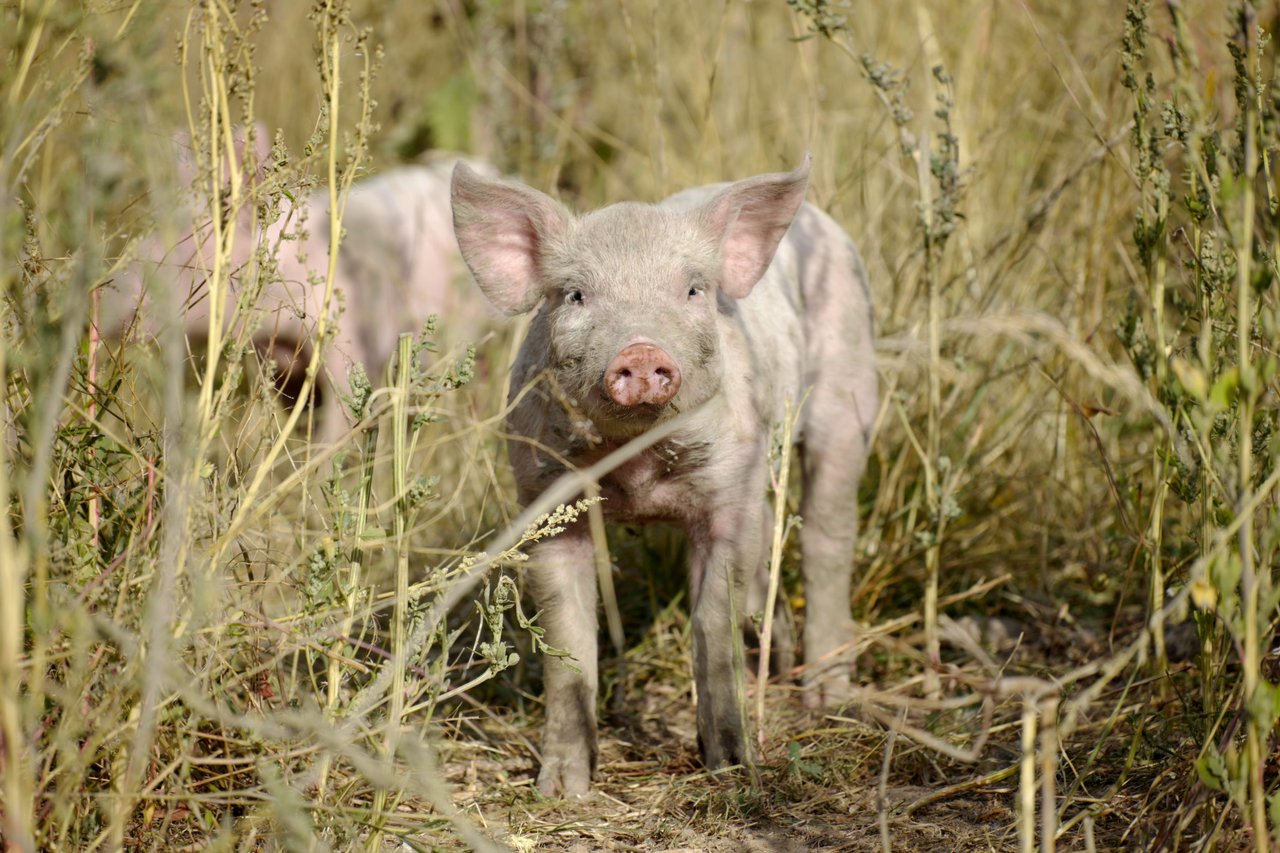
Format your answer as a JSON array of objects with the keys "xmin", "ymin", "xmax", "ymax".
[{"xmin": 2, "ymin": 0, "xmax": 1278, "ymax": 850}]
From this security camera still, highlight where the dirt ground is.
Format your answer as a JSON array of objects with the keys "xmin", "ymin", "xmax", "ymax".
[{"xmin": 434, "ymin": 610, "xmax": 1159, "ymax": 852}]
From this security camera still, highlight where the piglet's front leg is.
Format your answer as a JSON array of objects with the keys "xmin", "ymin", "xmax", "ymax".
[
  {"xmin": 526, "ymin": 528, "xmax": 599, "ymax": 797},
  {"xmin": 687, "ymin": 502, "xmax": 761, "ymax": 773}
]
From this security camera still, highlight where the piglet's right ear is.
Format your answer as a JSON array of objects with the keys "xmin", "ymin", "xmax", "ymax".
[{"xmin": 451, "ymin": 163, "xmax": 569, "ymax": 316}]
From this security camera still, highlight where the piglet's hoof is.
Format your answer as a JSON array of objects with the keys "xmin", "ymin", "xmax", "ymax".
[
  {"xmin": 802, "ymin": 667, "xmax": 855, "ymax": 711},
  {"xmin": 536, "ymin": 755, "xmax": 593, "ymax": 798}
]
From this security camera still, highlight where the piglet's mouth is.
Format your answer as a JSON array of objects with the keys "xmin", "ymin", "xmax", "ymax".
[
  {"xmin": 596, "ymin": 395, "xmax": 678, "ymax": 422},
  {"xmin": 587, "ymin": 395, "xmax": 682, "ymax": 441}
]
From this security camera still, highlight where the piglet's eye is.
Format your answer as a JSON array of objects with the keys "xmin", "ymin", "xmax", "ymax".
[{"xmin": 565, "ymin": 289, "xmax": 585, "ymax": 305}]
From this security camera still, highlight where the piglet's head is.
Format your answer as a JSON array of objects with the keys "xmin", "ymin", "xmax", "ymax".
[{"xmin": 451, "ymin": 158, "xmax": 810, "ymax": 437}]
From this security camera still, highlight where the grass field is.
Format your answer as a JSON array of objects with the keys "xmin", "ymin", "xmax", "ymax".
[{"xmin": 2, "ymin": 0, "xmax": 1278, "ymax": 849}]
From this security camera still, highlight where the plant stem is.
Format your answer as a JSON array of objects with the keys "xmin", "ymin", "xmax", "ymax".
[
  {"xmin": 756, "ymin": 398, "xmax": 798, "ymax": 747},
  {"xmin": 1234, "ymin": 7, "xmax": 1265, "ymax": 849},
  {"xmin": 0, "ymin": 315, "xmax": 34, "ymax": 853}
]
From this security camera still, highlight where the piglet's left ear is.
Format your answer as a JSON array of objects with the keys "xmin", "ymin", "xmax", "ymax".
[{"xmin": 699, "ymin": 153, "xmax": 811, "ymax": 299}]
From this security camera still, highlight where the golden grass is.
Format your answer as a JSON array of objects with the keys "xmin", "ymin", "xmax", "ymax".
[{"xmin": 0, "ymin": 0, "xmax": 1275, "ymax": 849}]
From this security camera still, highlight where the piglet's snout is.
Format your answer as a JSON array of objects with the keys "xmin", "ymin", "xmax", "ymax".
[{"xmin": 604, "ymin": 343, "xmax": 682, "ymax": 407}]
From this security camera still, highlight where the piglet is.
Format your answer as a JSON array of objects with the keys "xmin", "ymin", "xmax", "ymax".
[
  {"xmin": 104, "ymin": 126, "xmax": 496, "ymax": 442},
  {"xmin": 451, "ymin": 156, "xmax": 877, "ymax": 796}
]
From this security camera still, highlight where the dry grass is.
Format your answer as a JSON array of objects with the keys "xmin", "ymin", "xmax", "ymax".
[{"xmin": 1, "ymin": 0, "xmax": 1277, "ymax": 850}]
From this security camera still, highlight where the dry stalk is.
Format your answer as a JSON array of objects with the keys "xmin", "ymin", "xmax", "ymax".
[
  {"xmin": 588, "ymin": 481, "xmax": 626, "ymax": 689},
  {"xmin": 1233, "ymin": 10, "xmax": 1265, "ymax": 849},
  {"xmin": 0, "ymin": 313, "xmax": 32, "ymax": 852},
  {"xmin": 756, "ymin": 396, "xmax": 801, "ymax": 748},
  {"xmin": 879, "ymin": 709, "xmax": 904, "ymax": 852}
]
